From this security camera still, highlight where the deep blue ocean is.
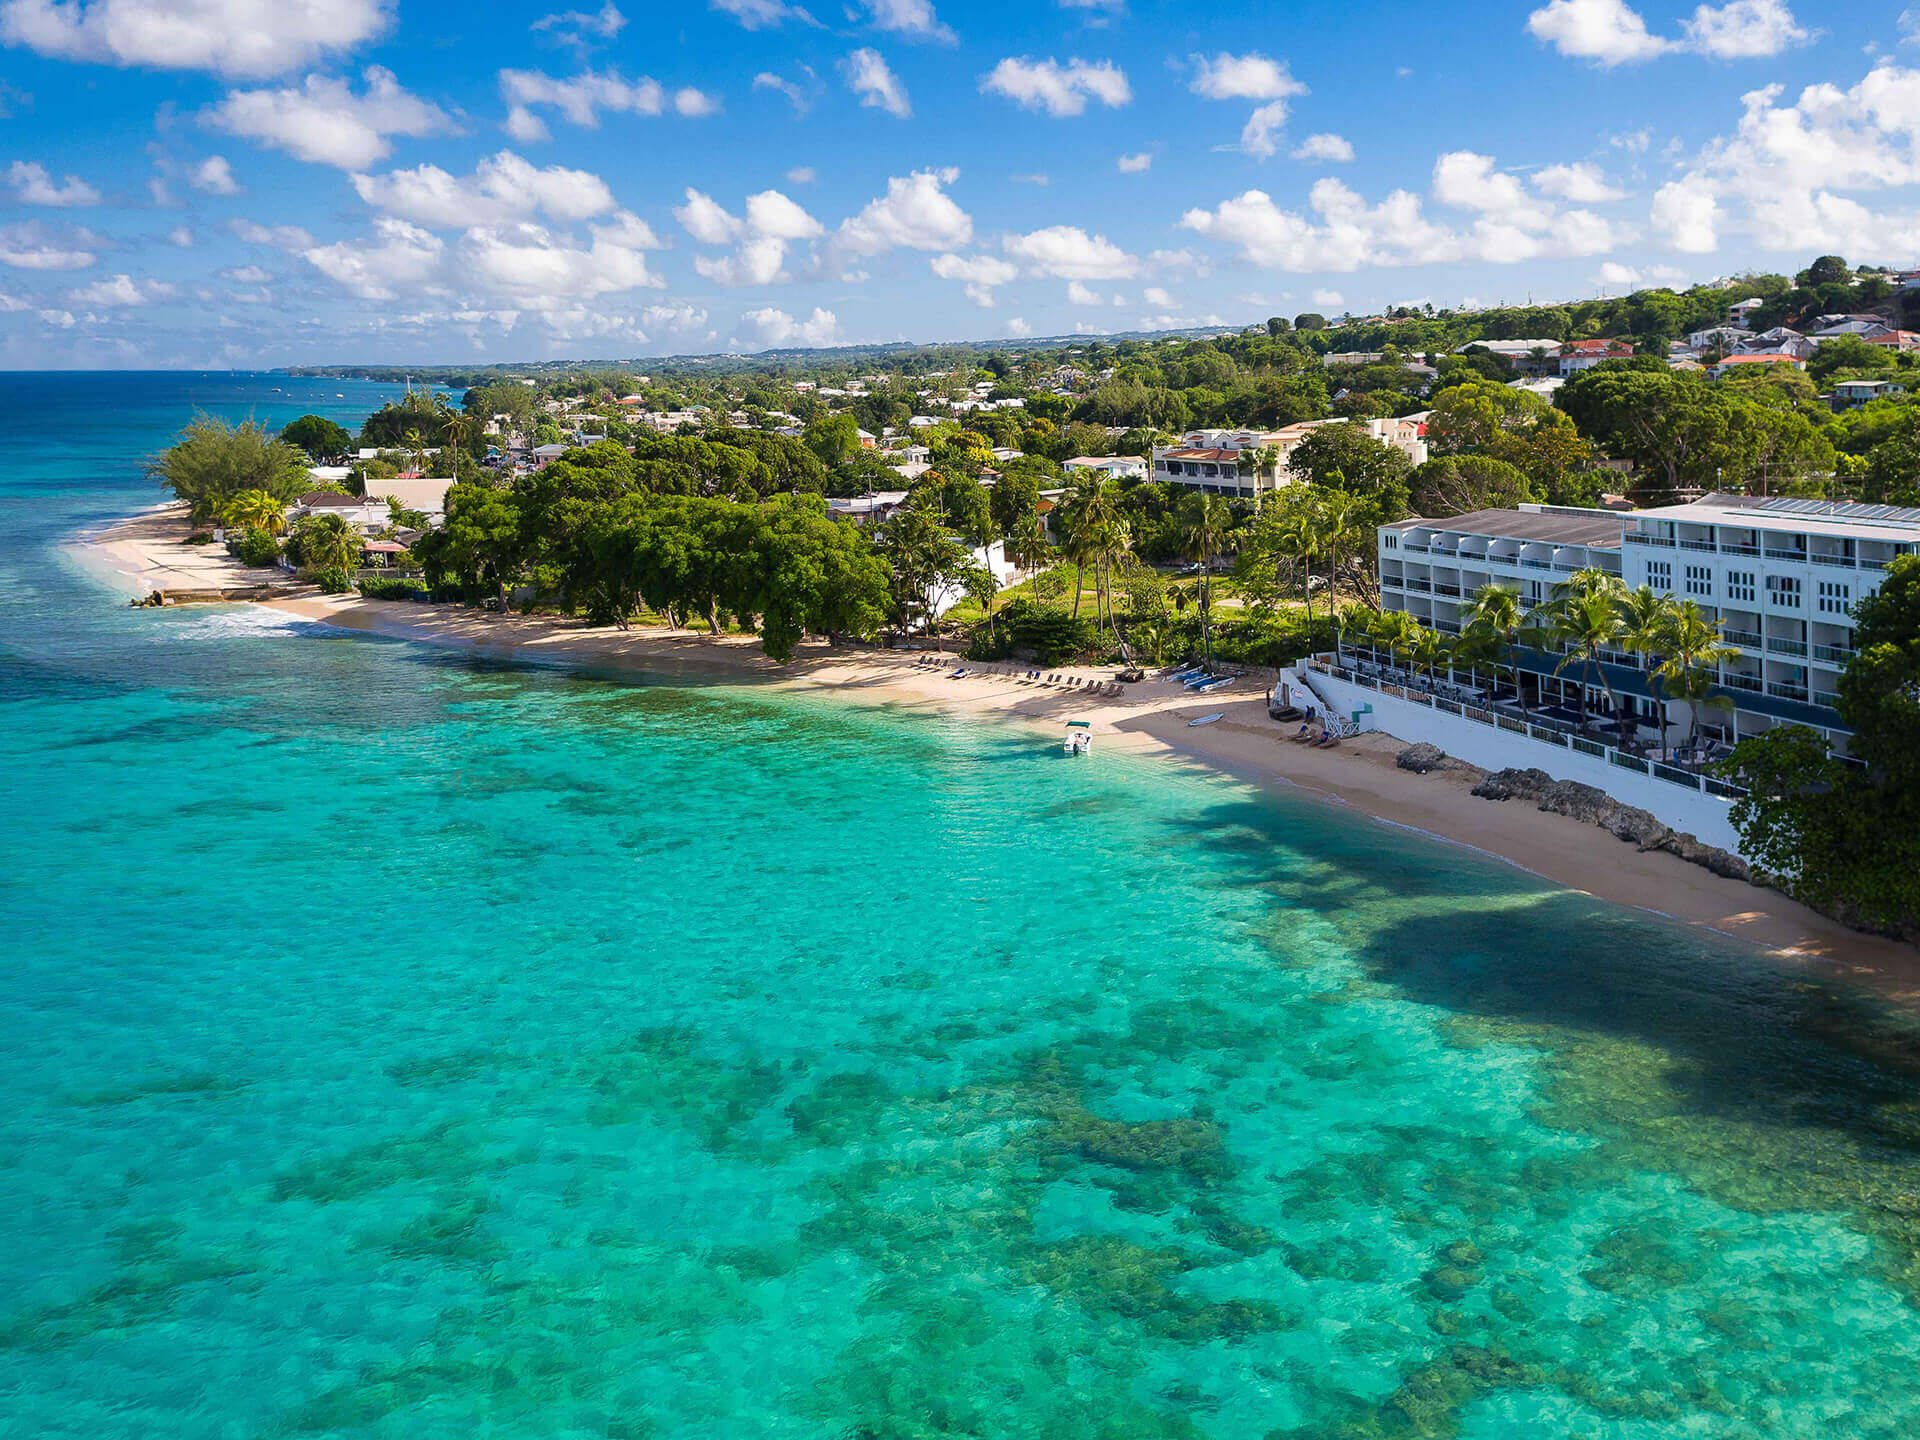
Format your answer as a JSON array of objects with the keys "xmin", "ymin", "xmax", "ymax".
[{"xmin": 5, "ymin": 372, "xmax": 1920, "ymax": 1438}]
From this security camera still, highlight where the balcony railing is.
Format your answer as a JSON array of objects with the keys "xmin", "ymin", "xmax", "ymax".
[
  {"xmin": 1302, "ymin": 659, "xmax": 1746, "ymax": 798},
  {"xmin": 1814, "ymin": 690, "xmax": 1842, "ymax": 709},
  {"xmin": 1809, "ymin": 553, "xmax": 1856, "ymax": 568},
  {"xmin": 1764, "ymin": 548, "xmax": 1807, "ymax": 562},
  {"xmin": 1766, "ymin": 637, "xmax": 1808, "ymax": 657},
  {"xmin": 1402, "ymin": 541, "xmax": 1430, "ymax": 553},
  {"xmin": 1403, "ymin": 577, "xmax": 1431, "ymax": 592},
  {"xmin": 1723, "ymin": 629, "xmax": 1763, "ymax": 648},
  {"xmin": 1719, "ymin": 672, "xmax": 1762, "ymax": 693},
  {"xmin": 1519, "ymin": 558, "xmax": 1554, "ymax": 571},
  {"xmin": 1679, "ymin": 539, "xmax": 1719, "ymax": 553},
  {"xmin": 1623, "ymin": 532, "xmax": 1676, "ymax": 547},
  {"xmin": 1812, "ymin": 643, "xmax": 1854, "ymax": 665},
  {"xmin": 1721, "ymin": 542, "xmax": 1760, "ymax": 557},
  {"xmin": 1767, "ymin": 681, "xmax": 1810, "ymax": 702},
  {"xmin": 1432, "ymin": 583, "xmax": 1461, "ymax": 598}
]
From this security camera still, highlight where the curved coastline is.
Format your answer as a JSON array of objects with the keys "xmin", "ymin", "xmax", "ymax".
[{"xmin": 82, "ymin": 503, "xmax": 1920, "ymax": 1000}]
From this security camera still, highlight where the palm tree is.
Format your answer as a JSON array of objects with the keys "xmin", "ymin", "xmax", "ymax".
[
  {"xmin": 1651, "ymin": 600, "xmax": 1740, "ymax": 750},
  {"xmin": 1059, "ymin": 476, "xmax": 1101, "ymax": 620},
  {"xmin": 1404, "ymin": 623, "xmax": 1450, "ymax": 688},
  {"xmin": 1270, "ymin": 505, "xmax": 1327, "ymax": 633},
  {"xmin": 1314, "ymin": 489, "xmax": 1370, "ymax": 611},
  {"xmin": 403, "ymin": 427, "xmax": 429, "ymax": 474},
  {"xmin": 962, "ymin": 562, "xmax": 1001, "ymax": 644},
  {"xmin": 1176, "ymin": 491, "xmax": 1231, "ymax": 670},
  {"xmin": 221, "ymin": 488, "xmax": 288, "ymax": 535},
  {"xmin": 1617, "ymin": 584, "xmax": 1674, "ymax": 749},
  {"xmin": 292, "ymin": 512, "xmax": 362, "ymax": 575},
  {"xmin": 1005, "ymin": 509, "xmax": 1049, "ymax": 578},
  {"xmin": 441, "ymin": 412, "xmax": 472, "ymax": 474},
  {"xmin": 1462, "ymin": 582, "xmax": 1533, "ymax": 722},
  {"xmin": 1550, "ymin": 587, "xmax": 1629, "ymax": 735}
]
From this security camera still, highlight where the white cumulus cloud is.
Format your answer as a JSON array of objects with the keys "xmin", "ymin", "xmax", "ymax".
[
  {"xmin": 1291, "ymin": 133, "xmax": 1354, "ymax": 163},
  {"xmin": 1188, "ymin": 52, "xmax": 1305, "ymax": 102},
  {"xmin": 735, "ymin": 305, "xmax": 838, "ymax": 349},
  {"xmin": 190, "ymin": 155, "xmax": 240, "ymax": 194},
  {"xmin": 0, "ymin": 0, "xmax": 392, "ymax": 78},
  {"xmin": 859, "ymin": 0, "xmax": 952, "ymax": 43},
  {"xmin": 842, "ymin": 47, "xmax": 910, "ymax": 117},
  {"xmin": 1531, "ymin": 161, "xmax": 1625, "ymax": 203},
  {"xmin": 69, "ymin": 271, "xmax": 171, "ymax": 305},
  {"xmin": 835, "ymin": 167, "xmax": 971, "ymax": 255},
  {"xmin": 1003, "ymin": 225, "xmax": 1138, "ymax": 280},
  {"xmin": 303, "ymin": 217, "xmax": 443, "ymax": 299},
  {"xmin": 207, "ymin": 66, "xmax": 452, "ymax": 170},
  {"xmin": 7, "ymin": 160, "xmax": 100, "ymax": 206},
  {"xmin": 930, "ymin": 251, "xmax": 1016, "ymax": 306},
  {"xmin": 980, "ymin": 57, "xmax": 1129, "ymax": 117},
  {"xmin": 499, "ymin": 67, "xmax": 716, "ymax": 142},
  {"xmin": 1527, "ymin": 0, "xmax": 1809, "ymax": 65},
  {"xmin": 1117, "ymin": 151, "xmax": 1152, "ymax": 173},
  {"xmin": 352, "ymin": 151, "xmax": 622, "ymax": 229}
]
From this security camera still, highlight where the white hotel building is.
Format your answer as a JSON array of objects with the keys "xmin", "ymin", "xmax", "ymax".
[{"xmin": 1377, "ymin": 495, "xmax": 1920, "ymax": 752}]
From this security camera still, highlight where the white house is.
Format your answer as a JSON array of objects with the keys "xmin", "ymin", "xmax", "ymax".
[
  {"xmin": 1063, "ymin": 455, "xmax": 1148, "ymax": 481},
  {"xmin": 287, "ymin": 491, "xmax": 390, "ymax": 533}
]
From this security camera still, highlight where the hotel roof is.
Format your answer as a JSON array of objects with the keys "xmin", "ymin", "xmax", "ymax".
[
  {"xmin": 1635, "ymin": 493, "xmax": 1920, "ymax": 542},
  {"xmin": 1386, "ymin": 507, "xmax": 1625, "ymax": 548}
]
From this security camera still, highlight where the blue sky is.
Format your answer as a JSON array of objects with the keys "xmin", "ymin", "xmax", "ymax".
[{"xmin": 0, "ymin": 0, "xmax": 1914, "ymax": 367}]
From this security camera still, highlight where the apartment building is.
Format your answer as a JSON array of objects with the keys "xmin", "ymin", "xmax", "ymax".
[
  {"xmin": 1620, "ymin": 494, "xmax": 1918, "ymax": 735},
  {"xmin": 1376, "ymin": 496, "xmax": 1920, "ymax": 751},
  {"xmin": 1154, "ymin": 417, "xmax": 1428, "ymax": 500}
]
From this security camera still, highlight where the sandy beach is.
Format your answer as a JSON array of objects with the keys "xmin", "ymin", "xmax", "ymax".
[{"xmin": 82, "ymin": 506, "xmax": 1920, "ymax": 996}]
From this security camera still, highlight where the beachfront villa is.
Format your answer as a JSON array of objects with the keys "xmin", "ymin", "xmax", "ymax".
[{"xmin": 1374, "ymin": 496, "xmax": 1920, "ymax": 756}]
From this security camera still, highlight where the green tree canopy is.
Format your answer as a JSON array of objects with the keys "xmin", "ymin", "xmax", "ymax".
[
  {"xmin": 147, "ymin": 415, "xmax": 314, "ymax": 524},
  {"xmin": 279, "ymin": 414, "xmax": 353, "ymax": 462}
]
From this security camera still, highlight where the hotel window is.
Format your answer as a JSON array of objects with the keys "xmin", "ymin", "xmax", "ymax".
[
  {"xmin": 1818, "ymin": 579, "xmax": 1852, "ymax": 615},
  {"xmin": 1383, "ymin": 533, "xmax": 1399, "ymax": 550},
  {"xmin": 1727, "ymin": 570, "xmax": 1756, "ymax": 603},
  {"xmin": 1646, "ymin": 560, "xmax": 1672, "ymax": 588},
  {"xmin": 1767, "ymin": 575, "xmax": 1801, "ymax": 609},
  {"xmin": 1685, "ymin": 565, "xmax": 1712, "ymax": 598}
]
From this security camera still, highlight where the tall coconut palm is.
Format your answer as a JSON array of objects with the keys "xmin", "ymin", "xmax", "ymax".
[
  {"xmin": 1314, "ymin": 489, "xmax": 1370, "ymax": 611},
  {"xmin": 1550, "ymin": 587, "xmax": 1629, "ymax": 735},
  {"xmin": 1272, "ymin": 505, "xmax": 1327, "ymax": 633},
  {"xmin": 403, "ymin": 427, "xmax": 430, "ymax": 474},
  {"xmin": 1618, "ymin": 583, "xmax": 1675, "ymax": 748},
  {"xmin": 1059, "ymin": 477, "xmax": 1102, "ymax": 620},
  {"xmin": 1462, "ymin": 582, "xmax": 1533, "ymax": 722},
  {"xmin": 292, "ymin": 512, "xmax": 362, "ymax": 575},
  {"xmin": 1652, "ymin": 600, "xmax": 1741, "ymax": 749},
  {"xmin": 221, "ymin": 488, "xmax": 288, "ymax": 535},
  {"xmin": 1176, "ymin": 491, "xmax": 1231, "ymax": 670}
]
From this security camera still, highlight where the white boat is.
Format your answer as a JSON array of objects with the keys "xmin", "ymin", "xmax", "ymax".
[{"xmin": 1062, "ymin": 720, "xmax": 1092, "ymax": 756}]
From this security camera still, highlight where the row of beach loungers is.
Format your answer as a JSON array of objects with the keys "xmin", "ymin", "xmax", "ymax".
[{"xmin": 910, "ymin": 656, "xmax": 1129, "ymax": 698}]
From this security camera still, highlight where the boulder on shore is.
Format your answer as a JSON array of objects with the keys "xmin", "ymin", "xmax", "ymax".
[
  {"xmin": 1471, "ymin": 766, "xmax": 1752, "ymax": 884},
  {"xmin": 1396, "ymin": 742, "xmax": 1477, "ymax": 776}
]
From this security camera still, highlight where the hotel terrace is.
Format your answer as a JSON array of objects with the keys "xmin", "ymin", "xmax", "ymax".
[{"xmin": 1373, "ymin": 496, "xmax": 1920, "ymax": 757}]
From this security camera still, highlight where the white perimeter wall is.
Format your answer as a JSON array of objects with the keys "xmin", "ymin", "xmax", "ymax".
[{"xmin": 1282, "ymin": 665, "xmax": 1749, "ymax": 860}]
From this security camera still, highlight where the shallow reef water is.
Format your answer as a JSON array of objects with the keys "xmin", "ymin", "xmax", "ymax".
[{"xmin": 5, "ymin": 374, "xmax": 1920, "ymax": 1438}]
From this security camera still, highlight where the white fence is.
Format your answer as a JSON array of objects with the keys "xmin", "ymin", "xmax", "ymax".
[{"xmin": 1286, "ymin": 660, "xmax": 1750, "ymax": 860}]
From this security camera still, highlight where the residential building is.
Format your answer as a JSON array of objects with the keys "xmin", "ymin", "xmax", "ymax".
[
  {"xmin": 286, "ymin": 491, "xmax": 390, "ymax": 532},
  {"xmin": 1686, "ymin": 325, "xmax": 1753, "ymax": 351},
  {"xmin": 1812, "ymin": 318, "xmax": 1894, "ymax": 343},
  {"xmin": 1453, "ymin": 338, "xmax": 1563, "ymax": 378},
  {"xmin": 1867, "ymin": 329, "xmax": 1920, "ymax": 353},
  {"xmin": 1558, "ymin": 338, "xmax": 1635, "ymax": 375},
  {"xmin": 1323, "ymin": 351, "xmax": 1385, "ymax": 367},
  {"xmin": 1375, "ymin": 496, "xmax": 1920, "ymax": 754},
  {"xmin": 1830, "ymin": 378, "xmax": 1905, "ymax": 411},
  {"xmin": 1153, "ymin": 418, "xmax": 1428, "ymax": 500},
  {"xmin": 826, "ymin": 491, "xmax": 908, "ymax": 524},
  {"xmin": 1727, "ymin": 297, "xmax": 1765, "ymax": 324},
  {"xmin": 376, "ymin": 476, "xmax": 456, "ymax": 520},
  {"xmin": 1738, "ymin": 327, "xmax": 1814, "ymax": 359},
  {"xmin": 1618, "ymin": 494, "xmax": 1918, "ymax": 749},
  {"xmin": 1062, "ymin": 454, "xmax": 1148, "ymax": 481}
]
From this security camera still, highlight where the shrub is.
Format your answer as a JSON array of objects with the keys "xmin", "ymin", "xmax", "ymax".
[
  {"xmin": 185, "ymin": 531, "xmax": 213, "ymax": 545},
  {"xmin": 310, "ymin": 565, "xmax": 352, "ymax": 594},
  {"xmin": 232, "ymin": 526, "xmax": 281, "ymax": 568},
  {"xmin": 358, "ymin": 576, "xmax": 429, "ymax": 601},
  {"xmin": 970, "ymin": 599, "xmax": 1101, "ymax": 664}
]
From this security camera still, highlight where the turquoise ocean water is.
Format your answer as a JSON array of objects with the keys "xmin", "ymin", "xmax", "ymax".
[{"xmin": 5, "ymin": 373, "xmax": 1920, "ymax": 1438}]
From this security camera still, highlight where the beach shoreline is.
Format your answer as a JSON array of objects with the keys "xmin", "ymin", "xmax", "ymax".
[{"xmin": 83, "ymin": 505, "xmax": 1920, "ymax": 998}]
